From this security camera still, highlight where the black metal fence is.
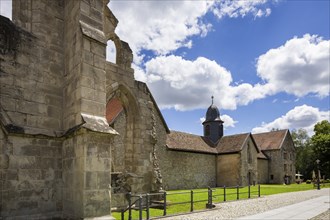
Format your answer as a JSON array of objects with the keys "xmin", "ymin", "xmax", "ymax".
[{"xmin": 120, "ymin": 184, "xmax": 261, "ymax": 220}]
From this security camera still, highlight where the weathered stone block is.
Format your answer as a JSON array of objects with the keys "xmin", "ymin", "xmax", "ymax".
[
  {"xmin": 85, "ymin": 157, "xmax": 110, "ymax": 171},
  {"xmin": 97, "ymin": 171, "xmax": 111, "ymax": 189},
  {"xmin": 17, "ymin": 156, "xmax": 40, "ymax": 169},
  {"xmin": 13, "ymin": 145, "xmax": 40, "ymax": 156},
  {"xmin": 85, "ymin": 171, "xmax": 97, "ymax": 189},
  {"xmin": 18, "ymin": 169, "xmax": 42, "ymax": 180},
  {"xmin": 91, "ymin": 41, "xmax": 106, "ymax": 58}
]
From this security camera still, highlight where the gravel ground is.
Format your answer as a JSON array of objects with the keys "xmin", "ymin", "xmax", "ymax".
[
  {"xmin": 155, "ymin": 188, "xmax": 330, "ymax": 220},
  {"xmin": 309, "ymin": 209, "xmax": 330, "ymax": 220}
]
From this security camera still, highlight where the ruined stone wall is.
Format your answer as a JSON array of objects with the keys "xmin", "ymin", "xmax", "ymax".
[
  {"xmin": 1, "ymin": 0, "xmax": 117, "ymax": 219},
  {"xmin": 0, "ymin": 128, "xmax": 4, "ymax": 215},
  {"xmin": 1, "ymin": 1, "xmax": 65, "ymax": 218},
  {"xmin": 112, "ymin": 111, "xmax": 126, "ymax": 173},
  {"xmin": 240, "ymin": 138, "xmax": 258, "ymax": 186},
  {"xmin": 217, "ymin": 154, "xmax": 240, "ymax": 187},
  {"xmin": 157, "ymin": 148, "xmax": 216, "ymax": 190},
  {"xmin": 0, "ymin": 133, "xmax": 63, "ymax": 219},
  {"xmin": 62, "ymin": 130, "xmax": 112, "ymax": 218},
  {"xmin": 1, "ymin": 1, "xmax": 64, "ymax": 135},
  {"xmin": 258, "ymin": 158, "xmax": 269, "ymax": 184},
  {"xmin": 106, "ymin": 62, "xmax": 169, "ymax": 194}
]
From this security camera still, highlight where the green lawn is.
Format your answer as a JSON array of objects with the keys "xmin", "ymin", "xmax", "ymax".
[{"xmin": 112, "ymin": 183, "xmax": 330, "ymax": 220}]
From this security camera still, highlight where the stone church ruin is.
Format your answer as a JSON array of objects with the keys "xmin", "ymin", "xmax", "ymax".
[{"xmin": 0, "ymin": 1, "xmax": 296, "ymax": 219}]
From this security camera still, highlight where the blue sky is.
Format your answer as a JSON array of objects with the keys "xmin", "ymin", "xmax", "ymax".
[{"xmin": 1, "ymin": 0, "xmax": 329, "ymax": 136}]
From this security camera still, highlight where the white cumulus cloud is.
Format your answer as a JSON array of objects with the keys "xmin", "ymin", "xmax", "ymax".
[
  {"xmin": 0, "ymin": 0, "xmax": 12, "ymax": 19},
  {"xmin": 211, "ymin": 0, "xmax": 272, "ymax": 19},
  {"xmin": 252, "ymin": 105, "xmax": 330, "ymax": 135},
  {"xmin": 108, "ymin": 0, "xmax": 273, "ymax": 64},
  {"xmin": 109, "ymin": 0, "xmax": 213, "ymax": 58},
  {"xmin": 142, "ymin": 55, "xmax": 271, "ymax": 111},
  {"xmin": 256, "ymin": 34, "xmax": 330, "ymax": 98}
]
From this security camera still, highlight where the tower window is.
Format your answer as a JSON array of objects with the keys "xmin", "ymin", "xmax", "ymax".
[{"xmin": 205, "ymin": 125, "xmax": 210, "ymax": 136}]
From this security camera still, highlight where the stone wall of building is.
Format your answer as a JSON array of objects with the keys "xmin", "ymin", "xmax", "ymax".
[
  {"xmin": 240, "ymin": 138, "xmax": 258, "ymax": 186},
  {"xmin": 282, "ymin": 133, "xmax": 296, "ymax": 183},
  {"xmin": 263, "ymin": 150, "xmax": 283, "ymax": 184},
  {"xmin": 158, "ymin": 148, "xmax": 216, "ymax": 190},
  {"xmin": 258, "ymin": 159, "xmax": 269, "ymax": 184},
  {"xmin": 217, "ymin": 154, "xmax": 240, "ymax": 187}
]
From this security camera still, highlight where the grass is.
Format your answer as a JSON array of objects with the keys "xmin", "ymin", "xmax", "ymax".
[{"xmin": 112, "ymin": 183, "xmax": 330, "ymax": 220}]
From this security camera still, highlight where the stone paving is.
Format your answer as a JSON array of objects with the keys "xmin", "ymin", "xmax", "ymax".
[{"xmin": 156, "ymin": 188, "xmax": 330, "ymax": 220}]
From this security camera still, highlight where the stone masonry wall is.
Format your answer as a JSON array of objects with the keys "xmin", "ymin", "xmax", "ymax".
[
  {"xmin": 217, "ymin": 154, "xmax": 240, "ymax": 187},
  {"xmin": 1, "ymin": 0, "xmax": 117, "ymax": 218},
  {"xmin": 240, "ymin": 138, "xmax": 258, "ymax": 186},
  {"xmin": 157, "ymin": 148, "xmax": 216, "ymax": 190},
  {"xmin": 1, "ymin": 1, "xmax": 64, "ymax": 135},
  {"xmin": 258, "ymin": 159, "xmax": 269, "ymax": 184},
  {"xmin": 106, "ymin": 62, "xmax": 169, "ymax": 194},
  {"xmin": 263, "ymin": 150, "xmax": 283, "ymax": 184},
  {"xmin": 111, "ymin": 111, "xmax": 126, "ymax": 173},
  {"xmin": 282, "ymin": 133, "xmax": 296, "ymax": 183},
  {"xmin": 62, "ymin": 129, "xmax": 113, "ymax": 218},
  {"xmin": 0, "ymin": 132, "xmax": 62, "ymax": 219}
]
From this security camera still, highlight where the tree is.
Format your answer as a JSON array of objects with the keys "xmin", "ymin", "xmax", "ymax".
[
  {"xmin": 311, "ymin": 120, "xmax": 330, "ymax": 179},
  {"xmin": 292, "ymin": 129, "xmax": 315, "ymax": 179}
]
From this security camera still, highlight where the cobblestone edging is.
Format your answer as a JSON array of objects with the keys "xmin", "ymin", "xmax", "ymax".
[{"xmin": 156, "ymin": 188, "xmax": 330, "ymax": 220}]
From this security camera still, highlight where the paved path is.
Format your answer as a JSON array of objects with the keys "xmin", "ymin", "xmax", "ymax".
[
  {"xmin": 238, "ymin": 195, "xmax": 329, "ymax": 220},
  {"xmin": 156, "ymin": 188, "xmax": 330, "ymax": 220}
]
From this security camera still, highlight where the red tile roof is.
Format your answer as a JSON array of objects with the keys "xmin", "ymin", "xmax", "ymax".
[
  {"xmin": 166, "ymin": 131, "xmax": 258, "ymax": 155},
  {"xmin": 166, "ymin": 131, "xmax": 217, "ymax": 154},
  {"xmin": 252, "ymin": 129, "xmax": 288, "ymax": 151},
  {"xmin": 215, "ymin": 133, "xmax": 250, "ymax": 154},
  {"xmin": 106, "ymin": 98, "xmax": 124, "ymax": 124}
]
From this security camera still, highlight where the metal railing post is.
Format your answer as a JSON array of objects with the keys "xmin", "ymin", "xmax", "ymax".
[
  {"xmin": 210, "ymin": 188, "xmax": 213, "ymax": 206},
  {"xmin": 163, "ymin": 191, "xmax": 167, "ymax": 216},
  {"xmin": 190, "ymin": 190, "xmax": 194, "ymax": 212},
  {"xmin": 224, "ymin": 186, "xmax": 226, "ymax": 202},
  {"xmin": 146, "ymin": 193, "xmax": 150, "ymax": 220},
  {"xmin": 237, "ymin": 185, "xmax": 239, "ymax": 200},
  {"xmin": 258, "ymin": 184, "xmax": 261, "ymax": 197},
  {"xmin": 121, "ymin": 210, "xmax": 124, "ymax": 220},
  {"xmin": 248, "ymin": 184, "xmax": 251, "ymax": 198},
  {"xmin": 139, "ymin": 195, "xmax": 143, "ymax": 220},
  {"xmin": 128, "ymin": 192, "xmax": 132, "ymax": 220}
]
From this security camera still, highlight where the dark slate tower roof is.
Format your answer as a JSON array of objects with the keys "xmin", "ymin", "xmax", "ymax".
[
  {"xmin": 203, "ymin": 96, "xmax": 223, "ymax": 124},
  {"xmin": 204, "ymin": 104, "xmax": 222, "ymax": 123},
  {"xmin": 202, "ymin": 96, "xmax": 224, "ymax": 143}
]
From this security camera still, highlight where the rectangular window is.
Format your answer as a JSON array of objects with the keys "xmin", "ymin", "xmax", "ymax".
[
  {"xmin": 270, "ymin": 175, "xmax": 274, "ymax": 180},
  {"xmin": 283, "ymin": 152, "xmax": 287, "ymax": 160}
]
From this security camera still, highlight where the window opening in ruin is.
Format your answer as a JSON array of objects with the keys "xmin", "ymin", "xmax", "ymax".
[
  {"xmin": 106, "ymin": 97, "xmax": 124, "ymax": 125},
  {"xmin": 0, "ymin": 0, "xmax": 12, "ymax": 20},
  {"xmin": 106, "ymin": 40, "xmax": 116, "ymax": 63},
  {"xmin": 270, "ymin": 174, "xmax": 274, "ymax": 180}
]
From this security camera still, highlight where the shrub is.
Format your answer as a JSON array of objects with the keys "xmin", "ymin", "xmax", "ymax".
[{"xmin": 306, "ymin": 180, "xmax": 312, "ymax": 184}]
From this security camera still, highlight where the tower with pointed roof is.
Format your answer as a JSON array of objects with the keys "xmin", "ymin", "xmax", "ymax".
[{"xmin": 202, "ymin": 96, "xmax": 224, "ymax": 143}]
